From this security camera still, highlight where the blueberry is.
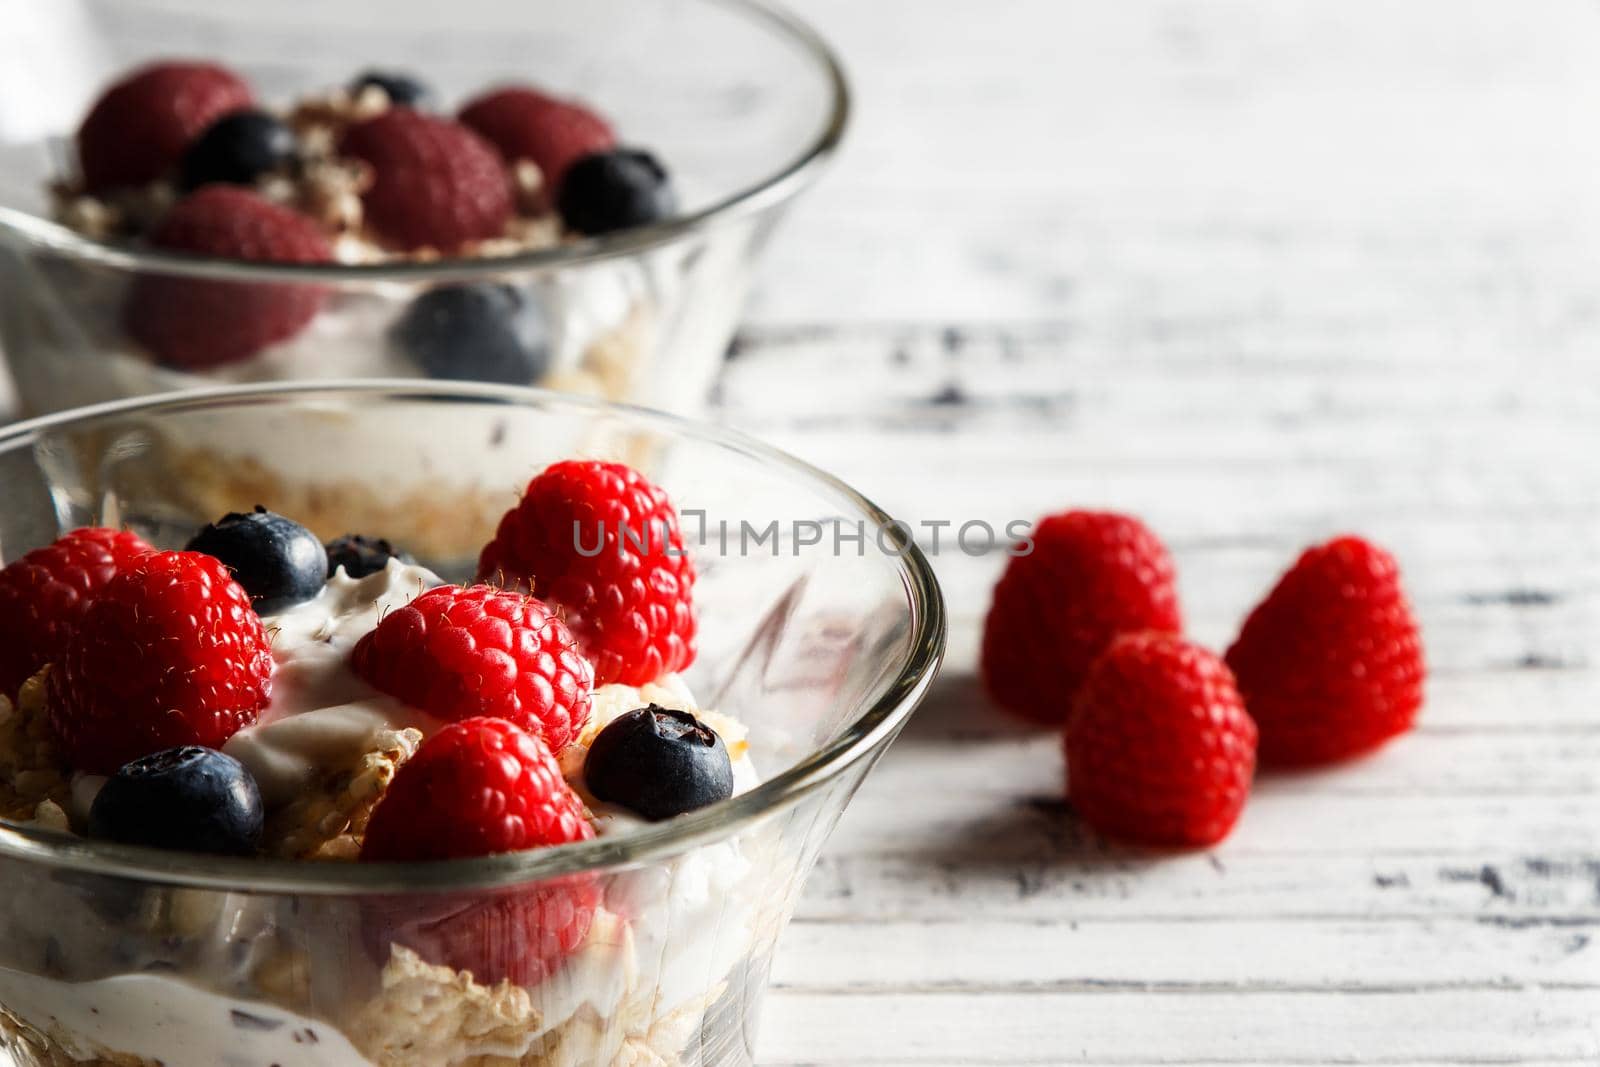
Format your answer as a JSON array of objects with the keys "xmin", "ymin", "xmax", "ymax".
[
  {"xmin": 393, "ymin": 284, "xmax": 551, "ymax": 384},
  {"xmin": 556, "ymin": 149, "xmax": 677, "ymax": 236},
  {"xmin": 350, "ymin": 70, "xmax": 434, "ymax": 109},
  {"xmin": 325, "ymin": 533, "xmax": 413, "ymax": 579},
  {"xmin": 179, "ymin": 110, "xmax": 299, "ymax": 191},
  {"xmin": 186, "ymin": 507, "xmax": 327, "ymax": 613},
  {"xmin": 584, "ymin": 705, "xmax": 734, "ymax": 821},
  {"xmin": 88, "ymin": 747, "xmax": 263, "ymax": 856}
]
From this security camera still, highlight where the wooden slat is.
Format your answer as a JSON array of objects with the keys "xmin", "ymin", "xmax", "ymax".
[
  {"xmin": 864, "ymin": 729, "xmax": 1600, "ymax": 799},
  {"xmin": 770, "ymin": 917, "xmax": 1600, "ymax": 991},
  {"xmin": 796, "ymin": 851, "xmax": 1600, "ymax": 923},
  {"xmin": 757, "ymin": 989, "xmax": 1600, "ymax": 1064},
  {"xmin": 824, "ymin": 789, "xmax": 1600, "ymax": 859}
]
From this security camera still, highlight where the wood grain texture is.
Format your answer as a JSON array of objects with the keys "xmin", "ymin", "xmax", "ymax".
[
  {"xmin": 0, "ymin": 0, "xmax": 1594, "ymax": 1063},
  {"xmin": 733, "ymin": 0, "xmax": 1600, "ymax": 1063}
]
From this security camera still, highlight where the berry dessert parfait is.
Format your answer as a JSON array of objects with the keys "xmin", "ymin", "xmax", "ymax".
[
  {"xmin": 0, "ymin": 383, "xmax": 944, "ymax": 1067},
  {"xmin": 0, "ymin": 0, "xmax": 847, "ymax": 416}
]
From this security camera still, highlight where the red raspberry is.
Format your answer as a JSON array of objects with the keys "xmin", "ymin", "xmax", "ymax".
[
  {"xmin": 351, "ymin": 585, "xmax": 593, "ymax": 752},
  {"xmin": 124, "ymin": 186, "xmax": 333, "ymax": 370},
  {"xmin": 981, "ymin": 511, "xmax": 1182, "ymax": 725},
  {"xmin": 363, "ymin": 717, "xmax": 591, "ymax": 861},
  {"xmin": 477, "ymin": 461, "xmax": 696, "ymax": 687},
  {"xmin": 76, "ymin": 61, "xmax": 253, "ymax": 192},
  {"xmin": 0, "ymin": 528, "xmax": 152, "ymax": 698},
  {"xmin": 1226, "ymin": 536, "xmax": 1425, "ymax": 767},
  {"xmin": 1066, "ymin": 632, "xmax": 1257, "ymax": 848},
  {"xmin": 47, "ymin": 551, "xmax": 273, "ymax": 775},
  {"xmin": 338, "ymin": 109, "xmax": 512, "ymax": 251},
  {"xmin": 459, "ymin": 86, "xmax": 616, "ymax": 195},
  {"xmin": 360, "ymin": 717, "xmax": 597, "ymax": 986}
]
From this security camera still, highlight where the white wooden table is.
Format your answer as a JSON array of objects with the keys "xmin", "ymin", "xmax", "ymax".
[
  {"xmin": 0, "ymin": 1, "xmax": 1595, "ymax": 1064},
  {"xmin": 726, "ymin": 1, "xmax": 1600, "ymax": 1062}
]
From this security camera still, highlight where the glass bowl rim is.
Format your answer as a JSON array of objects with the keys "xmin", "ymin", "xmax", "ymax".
[
  {"xmin": 0, "ymin": 380, "xmax": 945, "ymax": 894},
  {"xmin": 0, "ymin": 0, "xmax": 850, "ymax": 285}
]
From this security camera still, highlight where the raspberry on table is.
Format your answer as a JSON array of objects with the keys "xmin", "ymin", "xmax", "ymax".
[
  {"xmin": 124, "ymin": 185, "xmax": 333, "ymax": 370},
  {"xmin": 0, "ymin": 527, "xmax": 152, "ymax": 698},
  {"xmin": 981, "ymin": 511, "xmax": 1182, "ymax": 725},
  {"xmin": 360, "ymin": 717, "xmax": 597, "ymax": 987},
  {"xmin": 459, "ymin": 86, "xmax": 616, "ymax": 196},
  {"xmin": 477, "ymin": 460, "xmax": 697, "ymax": 687},
  {"xmin": 1066, "ymin": 632, "xmax": 1257, "ymax": 848},
  {"xmin": 1226, "ymin": 535, "xmax": 1425, "ymax": 767},
  {"xmin": 351, "ymin": 584, "xmax": 593, "ymax": 753},
  {"xmin": 76, "ymin": 60, "xmax": 253, "ymax": 192},
  {"xmin": 47, "ymin": 550, "xmax": 274, "ymax": 775},
  {"xmin": 338, "ymin": 108, "xmax": 513, "ymax": 251}
]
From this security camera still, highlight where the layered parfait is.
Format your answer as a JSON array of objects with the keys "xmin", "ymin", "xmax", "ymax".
[
  {"xmin": 28, "ymin": 58, "xmax": 681, "ymax": 405},
  {"xmin": 0, "ymin": 458, "xmax": 769, "ymax": 1066}
]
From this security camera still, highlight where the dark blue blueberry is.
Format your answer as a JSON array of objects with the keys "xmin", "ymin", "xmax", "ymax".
[
  {"xmin": 325, "ymin": 533, "xmax": 413, "ymax": 579},
  {"xmin": 178, "ymin": 110, "xmax": 299, "ymax": 191},
  {"xmin": 350, "ymin": 70, "xmax": 434, "ymax": 109},
  {"xmin": 186, "ymin": 506, "xmax": 327, "ymax": 613},
  {"xmin": 88, "ymin": 747, "xmax": 263, "ymax": 856},
  {"xmin": 393, "ymin": 284, "xmax": 551, "ymax": 384},
  {"xmin": 583, "ymin": 705, "xmax": 734, "ymax": 821},
  {"xmin": 556, "ymin": 149, "xmax": 677, "ymax": 236}
]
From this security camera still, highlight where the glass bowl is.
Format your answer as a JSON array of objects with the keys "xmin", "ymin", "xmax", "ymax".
[
  {"xmin": 0, "ymin": 0, "xmax": 848, "ymax": 418},
  {"xmin": 0, "ymin": 383, "xmax": 943, "ymax": 1067}
]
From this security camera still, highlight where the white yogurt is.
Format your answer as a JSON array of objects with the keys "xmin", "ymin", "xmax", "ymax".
[
  {"xmin": 224, "ymin": 561, "xmax": 443, "ymax": 806},
  {"xmin": 0, "ymin": 968, "xmax": 371, "ymax": 1066}
]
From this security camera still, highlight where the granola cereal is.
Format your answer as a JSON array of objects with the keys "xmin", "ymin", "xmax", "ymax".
[
  {"xmin": 0, "ymin": 1006, "xmax": 161, "ymax": 1067},
  {"xmin": 266, "ymin": 727, "xmax": 423, "ymax": 860},
  {"xmin": 0, "ymin": 671, "xmax": 71, "ymax": 825},
  {"xmin": 345, "ymin": 944, "xmax": 552, "ymax": 1066},
  {"xmin": 343, "ymin": 913, "xmax": 727, "ymax": 1067}
]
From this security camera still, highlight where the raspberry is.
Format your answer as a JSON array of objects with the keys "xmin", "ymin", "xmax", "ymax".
[
  {"xmin": 351, "ymin": 585, "xmax": 593, "ymax": 753},
  {"xmin": 477, "ymin": 460, "xmax": 696, "ymax": 687},
  {"xmin": 48, "ymin": 551, "xmax": 273, "ymax": 775},
  {"xmin": 1066, "ymin": 632, "xmax": 1257, "ymax": 848},
  {"xmin": 459, "ymin": 87, "xmax": 616, "ymax": 195},
  {"xmin": 365, "ymin": 879, "xmax": 600, "ymax": 989},
  {"xmin": 0, "ymin": 528, "xmax": 152, "ymax": 698},
  {"xmin": 1226, "ymin": 536, "xmax": 1425, "ymax": 767},
  {"xmin": 360, "ymin": 717, "xmax": 597, "ymax": 987},
  {"xmin": 338, "ymin": 109, "xmax": 512, "ymax": 251},
  {"xmin": 124, "ymin": 186, "xmax": 332, "ymax": 369},
  {"xmin": 362, "ymin": 717, "xmax": 591, "ymax": 861},
  {"xmin": 76, "ymin": 61, "xmax": 253, "ymax": 192},
  {"xmin": 981, "ymin": 511, "xmax": 1182, "ymax": 725}
]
